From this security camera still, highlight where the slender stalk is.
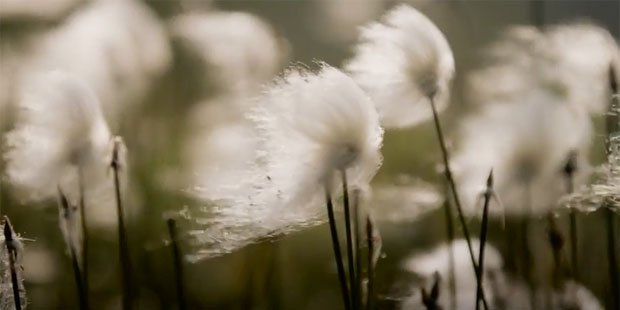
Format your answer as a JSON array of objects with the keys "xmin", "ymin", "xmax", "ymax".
[
  {"xmin": 77, "ymin": 168, "xmax": 89, "ymax": 293},
  {"xmin": 3, "ymin": 217, "xmax": 22, "ymax": 310},
  {"xmin": 340, "ymin": 170, "xmax": 357, "ymax": 308},
  {"xmin": 69, "ymin": 243, "xmax": 89, "ymax": 309},
  {"xmin": 365, "ymin": 216, "xmax": 374, "ymax": 310},
  {"xmin": 59, "ymin": 189, "xmax": 89, "ymax": 309},
  {"xmin": 475, "ymin": 171, "xmax": 493, "ymax": 310},
  {"xmin": 442, "ymin": 187, "xmax": 456, "ymax": 310},
  {"xmin": 166, "ymin": 219, "xmax": 187, "ymax": 310},
  {"xmin": 428, "ymin": 96, "xmax": 488, "ymax": 309},
  {"xmin": 111, "ymin": 139, "xmax": 132, "ymax": 310},
  {"xmin": 352, "ymin": 190, "xmax": 362, "ymax": 310},
  {"xmin": 606, "ymin": 206, "xmax": 619, "ymax": 310},
  {"xmin": 546, "ymin": 214, "xmax": 565, "ymax": 289},
  {"xmin": 325, "ymin": 185, "xmax": 351, "ymax": 310}
]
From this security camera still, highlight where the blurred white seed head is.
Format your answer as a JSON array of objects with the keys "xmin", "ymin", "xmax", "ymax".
[
  {"xmin": 4, "ymin": 72, "xmax": 123, "ymax": 229},
  {"xmin": 369, "ymin": 177, "xmax": 442, "ymax": 223},
  {"xmin": 453, "ymin": 97, "xmax": 592, "ymax": 216},
  {"xmin": 23, "ymin": 0, "xmax": 171, "ymax": 128},
  {"xmin": 187, "ymin": 63, "xmax": 383, "ymax": 260},
  {"xmin": 345, "ymin": 4, "xmax": 455, "ymax": 128},
  {"xmin": 468, "ymin": 23, "xmax": 619, "ymax": 114},
  {"xmin": 169, "ymin": 11, "xmax": 287, "ymax": 97}
]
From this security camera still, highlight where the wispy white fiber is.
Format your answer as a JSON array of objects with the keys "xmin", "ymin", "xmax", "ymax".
[
  {"xmin": 4, "ymin": 71, "xmax": 120, "ymax": 229},
  {"xmin": 369, "ymin": 178, "xmax": 442, "ymax": 223},
  {"xmin": 187, "ymin": 64, "xmax": 383, "ymax": 260},
  {"xmin": 345, "ymin": 4, "xmax": 454, "ymax": 128}
]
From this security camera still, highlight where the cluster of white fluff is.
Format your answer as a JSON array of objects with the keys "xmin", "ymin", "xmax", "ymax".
[
  {"xmin": 0, "ymin": 0, "xmax": 81, "ymax": 22},
  {"xmin": 369, "ymin": 178, "xmax": 442, "ymax": 223},
  {"xmin": 4, "ymin": 71, "xmax": 120, "ymax": 228},
  {"xmin": 22, "ymin": 0, "xmax": 171, "ymax": 128},
  {"xmin": 454, "ymin": 23, "xmax": 619, "ymax": 216},
  {"xmin": 187, "ymin": 64, "xmax": 383, "ymax": 260},
  {"xmin": 169, "ymin": 11, "xmax": 286, "ymax": 98},
  {"xmin": 453, "ymin": 96, "xmax": 593, "ymax": 216},
  {"xmin": 468, "ymin": 23, "xmax": 619, "ymax": 114},
  {"xmin": 345, "ymin": 4, "xmax": 454, "ymax": 128}
]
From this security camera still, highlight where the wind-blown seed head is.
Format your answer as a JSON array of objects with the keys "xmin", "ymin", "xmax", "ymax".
[
  {"xmin": 187, "ymin": 63, "xmax": 383, "ymax": 260},
  {"xmin": 4, "ymin": 71, "xmax": 115, "ymax": 217},
  {"xmin": 345, "ymin": 4, "xmax": 455, "ymax": 128}
]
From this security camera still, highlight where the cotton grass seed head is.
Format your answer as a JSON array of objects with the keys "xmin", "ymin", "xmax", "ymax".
[
  {"xmin": 345, "ymin": 4, "xmax": 454, "ymax": 128},
  {"xmin": 4, "ymin": 71, "xmax": 113, "ymax": 205},
  {"xmin": 187, "ymin": 63, "xmax": 383, "ymax": 260}
]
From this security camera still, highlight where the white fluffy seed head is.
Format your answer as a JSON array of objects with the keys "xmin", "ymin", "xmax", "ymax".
[
  {"xmin": 187, "ymin": 63, "xmax": 384, "ymax": 260},
  {"xmin": 4, "ymin": 71, "xmax": 112, "ymax": 204},
  {"xmin": 345, "ymin": 4, "xmax": 455, "ymax": 128}
]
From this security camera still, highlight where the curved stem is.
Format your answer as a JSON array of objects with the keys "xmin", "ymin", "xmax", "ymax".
[
  {"xmin": 341, "ymin": 170, "xmax": 357, "ymax": 308},
  {"xmin": 325, "ymin": 185, "xmax": 351, "ymax": 310},
  {"xmin": 428, "ymin": 97, "xmax": 488, "ymax": 309}
]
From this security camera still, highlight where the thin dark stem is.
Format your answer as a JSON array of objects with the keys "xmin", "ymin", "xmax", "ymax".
[
  {"xmin": 166, "ymin": 219, "xmax": 187, "ymax": 310},
  {"xmin": 442, "ymin": 195, "xmax": 456, "ymax": 310},
  {"xmin": 365, "ymin": 217, "xmax": 374, "ymax": 310},
  {"xmin": 111, "ymin": 141, "xmax": 132, "ymax": 310},
  {"xmin": 428, "ymin": 96, "xmax": 488, "ymax": 309},
  {"xmin": 606, "ymin": 206, "xmax": 619, "ymax": 310},
  {"xmin": 352, "ymin": 190, "xmax": 362, "ymax": 310},
  {"xmin": 476, "ymin": 187, "xmax": 492, "ymax": 310},
  {"xmin": 69, "ymin": 244, "xmax": 89, "ymax": 310},
  {"xmin": 77, "ymin": 168, "xmax": 89, "ymax": 294},
  {"xmin": 340, "ymin": 170, "xmax": 357, "ymax": 308},
  {"xmin": 325, "ymin": 185, "xmax": 351, "ymax": 310},
  {"xmin": 3, "ymin": 217, "xmax": 22, "ymax": 310}
]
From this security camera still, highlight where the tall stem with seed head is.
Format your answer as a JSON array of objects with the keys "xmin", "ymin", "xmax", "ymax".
[
  {"xmin": 365, "ymin": 216, "xmax": 375, "ymax": 310},
  {"xmin": 325, "ymin": 185, "xmax": 351, "ymax": 310},
  {"xmin": 3, "ymin": 217, "xmax": 22, "ymax": 310},
  {"xmin": 428, "ymin": 96, "xmax": 488, "ymax": 309},
  {"xmin": 111, "ymin": 138, "xmax": 132, "ymax": 310}
]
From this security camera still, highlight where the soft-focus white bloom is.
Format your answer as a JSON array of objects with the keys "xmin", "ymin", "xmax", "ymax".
[
  {"xmin": 345, "ymin": 4, "xmax": 455, "ymax": 128},
  {"xmin": 169, "ymin": 11, "xmax": 286, "ymax": 97},
  {"xmin": 23, "ymin": 0, "xmax": 171, "ymax": 128},
  {"xmin": 187, "ymin": 64, "xmax": 383, "ymax": 260},
  {"xmin": 0, "ymin": 0, "xmax": 81, "ymax": 21},
  {"xmin": 4, "ymin": 72, "xmax": 118, "ymax": 228},
  {"xmin": 401, "ymin": 239, "xmax": 506, "ymax": 309},
  {"xmin": 370, "ymin": 177, "xmax": 442, "ymax": 223},
  {"xmin": 453, "ymin": 96, "xmax": 592, "ymax": 216},
  {"xmin": 468, "ymin": 23, "xmax": 619, "ymax": 114}
]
